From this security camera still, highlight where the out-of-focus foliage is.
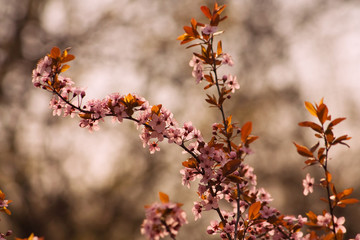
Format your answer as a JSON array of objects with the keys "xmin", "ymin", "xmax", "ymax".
[{"xmin": 0, "ymin": 0, "xmax": 359, "ymax": 239}]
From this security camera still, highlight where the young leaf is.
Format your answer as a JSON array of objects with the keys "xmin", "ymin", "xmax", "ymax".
[
  {"xmin": 50, "ymin": 46, "xmax": 61, "ymax": 59},
  {"xmin": 60, "ymin": 64, "xmax": 70, "ymax": 73},
  {"xmin": 293, "ymin": 142, "xmax": 314, "ymax": 157},
  {"xmin": 241, "ymin": 122, "xmax": 252, "ymax": 143},
  {"xmin": 222, "ymin": 159, "xmax": 241, "ymax": 176},
  {"xmin": 248, "ymin": 201, "xmax": 261, "ymax": 220},
  {"xmin": 226, "ymin": 174, "xmax": 245, "ymax": 184},
  {"xmin": 159, "ymin": 192, "xmax": 169, "ymax": 204},
  {"xmin": 182, "ymin": 158, "xmax": 198, "ymax": 168},
  {"xmin": 327, "ymin": 117, "xmax": 346, "ymax": 130},
  {"xmin": 337, "ymin": 198, "xmax": 359, "ymax": 207},
  {"xmin": 200, "ymin": 6, "xmax": 212, "ymax": 19},
  {"xmin": 305, "ymin": 101, "xmax": 317, "ymax": 117},
  {"xmin": 217, "ymin": 40, "xmax": 222, "ymax": 56},
  {"xmin": 317, "ymin": 103, "xmax": 328, "ymax": 125},
  {"xmin": 298, "ymin": 121, "xmax": 323, "ymax": 133}
]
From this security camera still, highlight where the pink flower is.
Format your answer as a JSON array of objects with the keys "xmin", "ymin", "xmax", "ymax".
[
  {"xmin": 180, "ymin": 168, "xmax": 197, "ymax": 188},
  {"xmin": 79, "ymin": 119, "xmax": 100, "ymax": 132},
  {"xmin": 201, "ymin": 25, "xmax": 218, "ymax": 35},
  {"xmin": 189, "ymin": 55, "xmax": 201, "ymax": 67},
  {"xmin": 149, "ymin": 114, "xmax": 166, "ymax": 133},
  {"xmin": 222, "ymin": 53, "xmax": 234, "ymax": 66},
  {"xmin": 257, "ymin": 188, "xmax": 273, "ymax": 203},
  {"xmin": 226, "ymin": 74, "xmax": 240, "ymax": 93},
  {"xmin": 260, "ymin": 206, "xmax": 277, "ymax": 218},
  {"xmin": 148, "ymin": 141, "xmax": 160, "ymax": 154},
  {"xmin": 303, "ymin": 173, "xmax": 314, "ymax": 196},
  {"xmin": 192, "ymin": 63, "xmax": 204, "ymax": 83},
  {"xmin": 141, "ymin": 201, "xmax": 187, "ymax": 240},
  {"xmin": 192, "ymin": 202, "xmax": 202, "ymax": 221},
  {"xmin": 317, "ymin": 212, "xmax": 332, "ymax": 226},
  {"xmin": 206, "ymin": 220, "xmax": 219, "ymax": 235},
  {"xmin": 334, "ymin": 216, "xmax": 346, "ymax": 233}
]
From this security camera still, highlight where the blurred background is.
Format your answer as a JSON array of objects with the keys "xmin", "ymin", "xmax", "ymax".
[{"xmin": 0, "ymin": 0, "xmax": 359, "ymax": 239}]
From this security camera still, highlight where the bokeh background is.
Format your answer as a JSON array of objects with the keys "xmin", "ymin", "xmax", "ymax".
[{"xmin": 0, "ymin": 0, "xmax": 359, "ymax": 239}]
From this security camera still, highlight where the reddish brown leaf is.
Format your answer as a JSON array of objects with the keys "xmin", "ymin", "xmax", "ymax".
[
  {"xmin": 333, "ymin": 135, "xmax": 351, "ymax": 147},
  {"xmin": 248, "ymin": 201, "xmax": 261, "ymax": 220},
  {"xmin": 246, "ymin": 135, "xmax": 259, "ymax": 145},
  {"xmin": 217, "ymin": 40, "xmax": 222, "ymax": 56},
  {"xmin": 190, "ymin": 18, "xmax": 197, "ymax": 29},
  {"xmin": 317, "ymin": 103, "xmax": 328, "ymax": 125},
  {"xmin": 298, "ymin": 121, "xmax": 323, "ymax": 133},
  {"xmin": 222, "ymin": 159, "xmax": 241, "ymax": 176},
  {"xmin": 200, "ymin": 6, "xmax": 212, "ymax": 19},
  {"xmin": 306, "ymin": 211, "xmax": 317, "ymax": 222},
  {"xmin": 293, "ymin": 142, "xmax": 314, "ymax": 157},
  {"xmin": 241, "ymin": 122, "xmax": 252, "ymax": 143},
  {"xmin": 50, "ymin": 46, "xmax": 61, "ymax": 59},
  {"xmin": 338, "ymin": 198, "xmax": 359, "ymax": 206},
  {"xmin": 159, "ymin": 192, "xmax": 169, "ymax": 203},
  {"xmin": 304, "ymin": 158, "xmax": 317, "ymax": 166},
  {"xmin": 182, "ymin": 158, "xmax": 198, "ymax": 168},
  {"xmin": 215, "ymin": 4, "xmax": 226, "ymax": 15},
  {"xmin": 226, "ymin": 174, "xmax": 245, "ymax": 184},
  {"xmin": 327, "ymin": 117, "xmax": 346, "ymax": 129},
  {"xmin": 61, "ymin": 54, "xmax": 75, "ymax": 63},
  {"xmin": 183, "ymin": 26, "xmax": 195, "ymax": 37},
  {"xmin": 342, "ymin": 188, "xmax": 354, "ymax": 197}
]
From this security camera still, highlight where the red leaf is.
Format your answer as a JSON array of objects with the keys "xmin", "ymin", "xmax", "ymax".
[
  {"xmin": 50, "ymin": 46, "xmax": 61, "ymax": 59},
  {"xmin": 338, "ymin": 198, "xmax": 359, "ymax": 206},
  {"xmin": 298, "ymin": 121, "xmax": 323, "ymax": 133},
  {"xmin": 159, "ymin": 192, "xmax": 169, "ymax": 203},
  {"xmin": 241, "ymin": 122, "xmax": 252, "ymax": 143},
  {"xmin": 200, "ymin": 6, "xmax": 212, "ymax": 19},
  {"xmin": 248, "ymin": 201, "xmax": 261, "ymax": 220},
  {"xmin": 293, "ymin": 142, "xmax": 314, "ymax": 157},
  {"xmin": 182, "ymin": 158, "xmax": 198, "ymax": 168},
  {"xmin": 222, "ymin": 159, "xmax": 241, "ymax": 176},
  {"xmin": 226, "ymin": 174, "xmax": 245, "ymax": 184},
  {"xmin": 183, "ymin": 26, "xmax": 195, "ymax": 37},
  {"xmin": 327, "ymin": 117, "xmax": 346, "ymax": 129},
  {"xmin": 317, "ymin": 103, "xmax": 328, "ymax": 125}
]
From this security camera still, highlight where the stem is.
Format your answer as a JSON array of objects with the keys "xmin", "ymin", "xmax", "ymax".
[
  {"xmin": 322, "ymin": 131, "xmax": 337, "ymax": 238},
  {"xmin": 209, "ymin": 36, "xmax": 238, "ymax": 240},
  {"xmin": 161, "ymin": 219, "xmax": 176, "ymax": 240}
]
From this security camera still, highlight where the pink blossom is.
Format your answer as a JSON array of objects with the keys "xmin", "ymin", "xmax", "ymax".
[
  {"xmin": 192, "ymin": 63, "xmax": 204, "ymax": 83},
  {"xmin": 257, "ymin": 188, "xmax": 273, "ymax": 203},
  {"xmin": 334, "ymin": 216, "xmax": 346, "ymax": 233},
  {"xmin": 317, "ymin": 212, "xmax": 332, "ymax": 226},
  {"xmin": 79, "ymin": 119, "xmax": 100, "ymax": 132},
  {"xmin": 260, "ymin": 206, "xmax": 277, "ymax": 218},
  {"xmin": 222, "ymin": 53, "xmax": 234, "ymax": 66},
  {"xmin": 201, "ymin": 25, "xmax": 218, "ymax": 35},
  {"xmin": 206, "ymin": 220, "xmax": 219, "ymax": 235},
  {"xmin": 189, "ymin": 55, "xmax": 201, "ymax": 67},
  {"xmin": 180, "ymin": 168, "xmax": 197, "ymax": 188},
  {"xmin": 192, "ymin": 202, "xmax": 202, "ymax": 221},
  {"xmin": 226, "ymin": 74, "xmax": 240, "ymax": 93},
  {"xmin": 141, "ymin": 201, "xmax": 187, "ymax": 240},
  {"xmin": 302, "ymin": 173, "xmax": 314, "ymax": 196},
  {"xmin": 148, "ymin": 142, "xmax": 160, "ymax": 154}
]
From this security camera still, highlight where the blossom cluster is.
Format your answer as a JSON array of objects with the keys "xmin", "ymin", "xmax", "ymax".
[{"xmin": 141, "ymin": 193, "xmax": 187, "ymax": 240}]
